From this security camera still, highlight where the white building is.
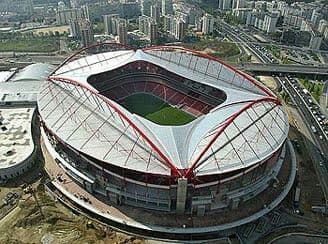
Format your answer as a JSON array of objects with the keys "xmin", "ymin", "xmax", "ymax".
[
  {"xmin": 141, "ymin": 0, "xmax": 152, "ymax": 17},
  {"xmin": 222, "ymin": 0, "xmax": 233, "ymax": 10},
  {"xmin": 139, "ymin": 15, "xmax": 152, "ymax": 36},
  {"xmin": 151, "ymin": 4, "xmax": 161, "ymax": 23},
  {"xmin": 318, "ymin": 20, "xmax": 328, "ymax": 34},
  {"xmin": 56, "ymin": 8, "xmax": 82, "ymax": 25},
  {"xmin": 309, "ymin": 34, "xmax": 323, "ymax": 50},
  {"xmin": 174, "ymin": 18, "xmax": 186, "ymax": 41},
  {"xmin": 163, "ymin": 14, "xmax": 174, "ymax": 33},
  {"xmin": 263, "ymin": 13, "xmax": 278, "ymax": 33},
  {"xmin": 201, "ymin": 14, "xmax": 214, "ymax": 35},
  {"xmin": 162, "ymin": 0, "xmax": 173, "ymax": 16},
  {"xmin": 104, "ymin": 14, "xmax": 119, "ymax": 35},
  {"xmin": 69, "ymin": 19, "xmax": 80, "ymax": 38}
]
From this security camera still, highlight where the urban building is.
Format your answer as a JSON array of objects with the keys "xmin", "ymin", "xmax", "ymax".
[
  {"xmin": 150, "ymin": 22, "xmax": 158, "ymax": 43},
  {"xmin": 118, "ymin": 20, "xmax": 128, "ymax": 45},
  {"xmin": 141, "ymin": 0, "xmax": 152, "ymax": 17},
  {"xmin": 80, "ymin": 19, "xmax": 94, "ymax": 47},
  {"xmin": 309, "ymin": 34, "xmax": 323, "ymax": 50},
  {"xmin": 174, "ymin": 18, "xmax": 186, "ymax": 41},
  {"xmin": 0, "ymin": 63, "xmax": 53, "ymax": 183},
  {"xmin": 69, "ymin": 19, "xmax": 81, "ymax": 38},
  {"xmin": 55, "ymin": 8, "xmax": 82, "ymax": 25},
  {"xmin": 139, "ymin": 15, "xmax": 152, "ymax": 36},
  {"xmin": 163, "ymin": 14, "xmax": 174, "ymax": 33},
  {"xmin": 219, "ymin": 0, "xmax": 232, "ymax": 11},
  {"xmin": 150, "ymin": 4, "xmax": 161, "ymax": 23},
  {"xmin": 162, "ymin": 0, "xmax": 173, "ymax": 16},
  {"xmin": 104, "ymin": 14, "xmax": 119, "ymax": 35},
  {"xmin": 201, "ymin": 14, "xmax": 215, "ymax": 35},
  {"xmin": 263, "ymin": 12, "xmax": 279, "ymax": 33},
  {"xmin": 81, "ymin": 4, "xmax": 90, "ymax": 20}
]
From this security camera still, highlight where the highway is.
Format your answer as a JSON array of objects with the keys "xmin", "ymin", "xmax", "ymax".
[
  {"xmin": 278, "ymin": 76, "xmax": 328, "ymax": 202},
  {"xmin": 217, "ymin": 20, "xmax": 328, "ymax": 204},
  {"xmin": 236, "ymin": 63, "xmax": 328, "ymax": 76}
]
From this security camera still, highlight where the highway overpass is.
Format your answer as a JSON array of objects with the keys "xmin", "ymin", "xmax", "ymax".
[{"xmin": 236, "ymin": 63, "xmax": 328, "ymax": 77}]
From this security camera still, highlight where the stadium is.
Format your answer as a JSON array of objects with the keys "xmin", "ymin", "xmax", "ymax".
[{"xmin": 38, "ymin": 43, "xmax": 290, "ymax": 218}]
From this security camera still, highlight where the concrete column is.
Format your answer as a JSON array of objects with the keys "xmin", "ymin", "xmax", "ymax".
[{"xmin": 176, "ymin": 177, "xmax": 187, "ymax": 214}]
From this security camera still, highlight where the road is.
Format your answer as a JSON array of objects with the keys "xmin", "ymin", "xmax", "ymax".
[
  {"xmin": 236, "ymin": 63, "xmax": 328, "ymax": 76},
  {"xmin": 278, "ymin": 76, "xmax": 328, "ymax": 202},
  {"xmin": 217, "ymin": 19, "xmax": 328, "ymax": 204}
]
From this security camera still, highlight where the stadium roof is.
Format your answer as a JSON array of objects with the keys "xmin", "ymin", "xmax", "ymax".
[
  {"xmin": 38, "ymin": 45, "xmax": 289, "ymax": 178},
  {"xmin": 12, "ymin": 63, "xmax": 53, "ymax": 82}
]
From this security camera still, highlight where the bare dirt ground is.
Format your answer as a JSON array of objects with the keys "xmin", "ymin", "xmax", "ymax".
[
  {"xmin": 0, "ymin": 170, "xmax": 145, "ymax": 244},
  {"xmin": 258, "ymin": 76, "xmax": 278, "ymax": 91},
  {"xmin": 285, "ymin": 105, "xmax": 327, "ymax": 223}
]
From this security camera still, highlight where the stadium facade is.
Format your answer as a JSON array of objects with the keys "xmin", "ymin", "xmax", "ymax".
[{"xmin": 38, "ymin": 44, "xmax": 289, "ymax": 215}]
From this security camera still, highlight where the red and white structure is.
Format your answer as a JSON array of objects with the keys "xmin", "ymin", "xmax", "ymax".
[{"xmin": 38, "ymin": 43, "xmax": 289, "ymax": 214}]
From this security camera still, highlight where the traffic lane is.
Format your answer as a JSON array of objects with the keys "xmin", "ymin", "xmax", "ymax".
[
  {"xmin": 277, "ymin": 77, "xmax": 328, "ymax": 201},
  {"xmin": 284, "ymin": 79, "xmax": 328, "ymax": 144}
]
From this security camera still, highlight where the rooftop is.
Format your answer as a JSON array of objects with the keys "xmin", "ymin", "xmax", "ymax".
[
  {"xmin": 0, "ymin": 107, "xmax": 35, "ymax": 169},
  {"xmin": 39, "ymin": 46, "xmax": 289, "ymax": 177}
]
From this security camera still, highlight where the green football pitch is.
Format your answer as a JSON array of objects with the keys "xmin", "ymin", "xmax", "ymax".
[{"xmin": 120, "ymin": 93, "xmax": 195, "ymax": 126}]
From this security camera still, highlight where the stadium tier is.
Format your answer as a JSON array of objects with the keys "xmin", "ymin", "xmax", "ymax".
[{"xmin": 38, "ymin": 44, "xmax": 289, "ymax": 215}]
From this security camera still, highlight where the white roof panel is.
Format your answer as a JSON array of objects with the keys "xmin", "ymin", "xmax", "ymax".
[{"xmin": 38, "ymin": 48, "xmax": 289, "ymax": 177}]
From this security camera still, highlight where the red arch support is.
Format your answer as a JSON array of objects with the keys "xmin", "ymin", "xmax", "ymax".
[
  {"xmin": 47, "ymin": 76, "xmax": 183, "ymax": 177},
  {"xmin": 183, "ymin": 96, "xmax": 281, "ymax": 179},
  {"xmin": 48, "ymin": 44, "xmax": 281, "ymax": 180}
]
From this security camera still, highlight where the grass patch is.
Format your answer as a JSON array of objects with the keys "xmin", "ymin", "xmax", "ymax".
[
  {"xmin": 120, "ymin": 93, "xmax": 195, "ymax": 125},
  {"xmin": 182, "ymin": 39, "xmax": 240, "ymax": 58},
  {"xmin": 299, "ymin": 79, "xmax": 324, "ymax": 102},
  {"xmin": 0, "ymin": 36, "xmax": 60, "ymax": 52}
]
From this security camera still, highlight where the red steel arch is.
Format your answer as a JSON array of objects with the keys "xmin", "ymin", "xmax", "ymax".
[
  {"xmin": 47, "ymin": 76, "xmax": 183, "ymax": 177},
  {"xmin": 184, "ymin": 96, "xmax": 281, "ymax": 179},
  {"xmin": 142, "ymin": 45, "xmax": 275, "ymax": 97},
  {"xmin": 48, "ymin": 44, "xmax": 283, "ymax": 180}
]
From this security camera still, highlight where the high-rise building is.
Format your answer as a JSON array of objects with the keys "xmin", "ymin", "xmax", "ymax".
[
  {"xmin": 151, "ymin": 4, "xmax": 161, "ymax": 23},
  {"xmin": 222, "ymin": 0, "xmax": 233, "ymax": 10},
  {"xmin": 175, "ymin": 11, "xmax": 189, "ymax": 25},
  {"xmin": 318, "ymin": 20, "xmax": 328, "ymax": 34},
  {"xmin": 70, "ymin": 0, "xmax": 80, "ymax": 8},
  {"xmin": 80, "ymin": 19, "xmax": 94, "ymax": 47},
  {"xmin": 81, "ymin": 4, "xmax": 89, "ymax": 20},
  {"xmin": 162, "ymin": 0, "xmax": 173, "ymax": 16},
  {"xmin": 174, "ymin": 18, "xmax": 186, "ymax": 41},
  {"xmin": 233, "ymin": 0, "xmax": 245, "ymax": 9},
  {"xmin": 263, "ymin": 13, "xmax": 278, "ymax": 33},
  {"xmin": 163, "ymin": 14, "xmax": 174, "ymax": 33},
  {"xmin": 56, "ymin": 8, "xmax": 82, "ymax": 25},
  {"xmin": 104, "ymin": 14, "xmax": 119, "ymax": 35},
  {"xmin": 141, "ymin": 0, "xmax": 152, "ymax": 17},
  {"xmin": 58, "ymin": 1, "xmax": 66, "ymax": 11},
  {"xmin": 150, "ymin": 22, "xmax": 158, "ymax": 43},
  {"xmin": 201, "ymin": 14, "xmax": 214, "ymax": 35},
  {"xmin": 139, "ymin": 15, "xmax": 152, "ymax": 35},
  {"xmin": 118, "ymin": 20, "xmax": 128, "ymax": 45},
  {"xmin": 309, "ymin": 34, "xmax": 323, "ymax": 50},
  {"xmin": 69, "ymin": 19, "xmax": 81, "ymax": 38}
]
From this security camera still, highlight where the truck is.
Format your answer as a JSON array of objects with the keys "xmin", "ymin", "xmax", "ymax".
[{"xmin": 293, "ymin": 187, "xmax": 301, "ymax": 208}]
